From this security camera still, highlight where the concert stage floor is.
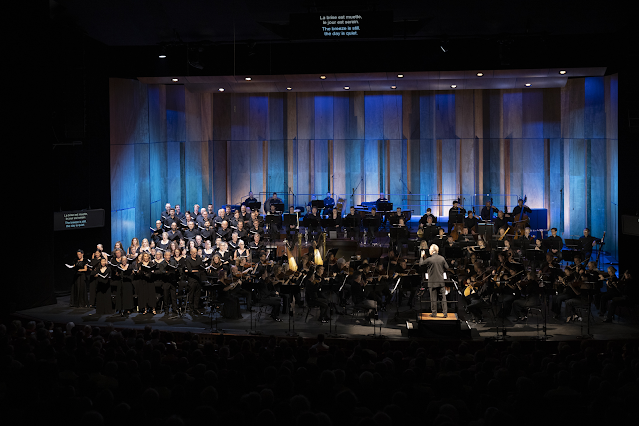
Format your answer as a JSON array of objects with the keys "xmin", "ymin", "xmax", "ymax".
[{"xmin": 17, "ymin": 295, "xmax": 639, "ymax": 343}]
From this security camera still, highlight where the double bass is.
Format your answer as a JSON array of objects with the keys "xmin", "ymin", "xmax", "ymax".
[{"xmin": 513, "ymin": 195, "xmax": 529, "ymax": 239}]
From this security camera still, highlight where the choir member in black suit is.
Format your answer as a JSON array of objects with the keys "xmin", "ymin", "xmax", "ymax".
[
  {"xmin": 185, "ymin": 247, "xmax": 204, "ymax": 314},
  {"xmin": 70, "ymin": 249, "xmax": 88, "ymax": 308}
]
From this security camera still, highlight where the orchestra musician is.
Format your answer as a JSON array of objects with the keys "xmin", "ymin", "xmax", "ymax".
[
  {"xmin": 419, "ymin": 207, "xmax": 437, "ymax": 226},
  {"xmin": 244, "ymin": 191, "xmax": 257, "ymax": 205},
  {"xmin": 418, "ymin": 215, "xmax": 438, "ymax": 241},
  {"xmin": 544, "ymin": 228, "xmax": 564, "ymax": 261},
  {"xmin": 579, "ymin": 228, "xmax": 600, "ymax": 261},
  {"xmin": 304, "ymin": 206, "xmax": 322, "ymax": 240},
  {"xmin": 285, "ymin": 206, "xmax": 299, "ymax": 240},
  {"xmin": 493, "ymin": 211, "xmax": 509, "ymax": 234},
  {"xmin": 464, "ymin": 211, "xmax": 479, "ymax": 234},
  {"xmin": 365, "ymin": 207, "xmax": 380, "ymax": 244},
  {"xmin": 323, "ymin": 192, "xmax": 335, "ymax": 217},
  {"xmin": 511, "ymin": 198, "xmax": 532, "ymax": 218},
  {"xmin": 264, "ymin": 192, "xmax": 283, "ymax": 214},
  {"xmin": 256, "ymin": 269, "xmax": 283, "ymax": 321},
  {"xmin": 480, "ymin": 201, "xmax": 498, "ymax": 221},
  {"xmin": 448, "ymin": 200, "xmax": 466, "ymax": 234},
  {"xmin": 345, "ymin": 206, "xmax": 361, "ymax": 241},
  {"xmin": 603, "ymin": 270, "xmax": 637, "ymax": 322},
  {"xmin": 512, "ymin": 271, "xmax": 542, "ymax": 321}
]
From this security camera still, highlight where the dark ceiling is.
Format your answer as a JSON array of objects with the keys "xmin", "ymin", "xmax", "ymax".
[{"xmin": 49, "ymin": 0, "xmax": 633, "ymax": 78}]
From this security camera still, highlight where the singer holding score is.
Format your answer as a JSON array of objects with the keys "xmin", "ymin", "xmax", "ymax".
[{"xmin": 420, "ymin": 244, "xmax": 450, "ymax": 317}]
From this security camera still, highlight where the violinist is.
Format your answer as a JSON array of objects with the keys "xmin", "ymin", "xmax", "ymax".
[
  {"xmin": 512, "ymin": 271, "xmax": 542, "ymax": 321},
  {"xmin": 350, "ymin": 272, "xmax": 377, "ymax": 322},
  {"xmin": 254, "ymin": 251, "xmax": 273, "ymax": 277},
  {"xmin": 551, "ymin": 267, "xmax": 578, "ymax": 320},
  {"xmin": 306, "ymin": 266, "xmax": 330, "ymax": 322},
  {"xmin": 256, "ymin": 269, "xmax": 283, "ymax": 321},
  {"xmin": 463, "ymin": 275, "xmax": 486, "ymax": 323},
  {"xmin": 598, "ymin": 266, "xmax": 621, "ymax": 318},
  {"xmin": 603, "ymin": 270, "xmax": 637, "ymax": 323},
  {"xmin": 70, "ymin": 249, "xmax": 88, "ymax": 308}
]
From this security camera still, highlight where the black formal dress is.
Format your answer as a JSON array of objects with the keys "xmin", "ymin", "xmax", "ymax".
[
  {"xmin": 70, "ymin": 259, "xmax": 88, "ymax": 308},
  {"xmin": 93, "ymin": 266, "xmax": 114, "ymax": 316}
]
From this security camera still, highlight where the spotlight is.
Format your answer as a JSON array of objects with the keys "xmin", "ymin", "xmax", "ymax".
[
  {"xmin": 390, "ymin": 85, "xmax": 397, "ymax": 89},
  {"xmin": 559, "ymin": 70, "xmax": 567, "ymax": 75},
  {"xmin": 286, "ymin": 87, "xmax": 292, "ymax": 91},
  {"xmin": 344, "ymin": 86, "xmax": 350, "ymax": 90},
  {"xmin": 245, "ymin": 77, "xmax": 252, "ymax": 81},
  {"xmin": 171, "ymin": 78, "xmax": 179, "ymax": 82},
  {"xmin": 525, "ymin": 83, "xmax": 531, "ymax": 87},
  {"xmin": 218, "ymin": 88, "xmax": 225, "ymax": 92},
  {"xmin": 476, "ymin": 72, "xmax": 483, "ymax": 77},
  {"xmin": 397, "ymin": 74, "xmax": 404, "ymax": 78},
  {"xmin": 320, "ymin": 75, "xmax": 327, "ymax": 79},
  {"xmin": 451, "ymin": 85, "xmax": 457, "ymax": 88}
]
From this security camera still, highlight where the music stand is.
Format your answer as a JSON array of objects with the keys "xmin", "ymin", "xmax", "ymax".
[
  {"xmin": 311, "ymin": 199, "xmax": 325, "ymax": 214},
  {"xmin": 279, "ymin": 283, "xmax": 301, "ymax": 336},
  {"xmin": 245, "ymin": 201, "xmax": 261, "ymax": 213}
]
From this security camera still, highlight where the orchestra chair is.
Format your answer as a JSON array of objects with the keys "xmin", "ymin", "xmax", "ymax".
[{"xmin": 304, "ymin": 298, "xmax": 322, "ymax": 323}]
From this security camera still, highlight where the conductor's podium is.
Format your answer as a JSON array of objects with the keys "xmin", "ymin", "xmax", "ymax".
[{"xmin": 405, "ymin": 312, "xmax": 463, "ymax": 339}]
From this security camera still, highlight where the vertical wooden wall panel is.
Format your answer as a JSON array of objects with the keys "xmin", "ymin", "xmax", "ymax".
[
  {"xmin": 184, "ymin": 90, "xmax": 203, "ymax": 208},
  {"xmin": 383, "ymin": 93, "xmax": 402, "ymax": 204},
  {"xmin": 110, "ymin": 77, "xmax": 619, "ymax": 254}
]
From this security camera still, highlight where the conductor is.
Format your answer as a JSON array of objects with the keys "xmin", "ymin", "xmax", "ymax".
[{"xmin": 420, "ymin": 244, "xmax": 450, "ymax": 317}]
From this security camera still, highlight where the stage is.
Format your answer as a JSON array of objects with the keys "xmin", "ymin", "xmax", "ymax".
[{"xmin": 17, "ymin": 294, "xmax": 638, "ymax": 343}]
